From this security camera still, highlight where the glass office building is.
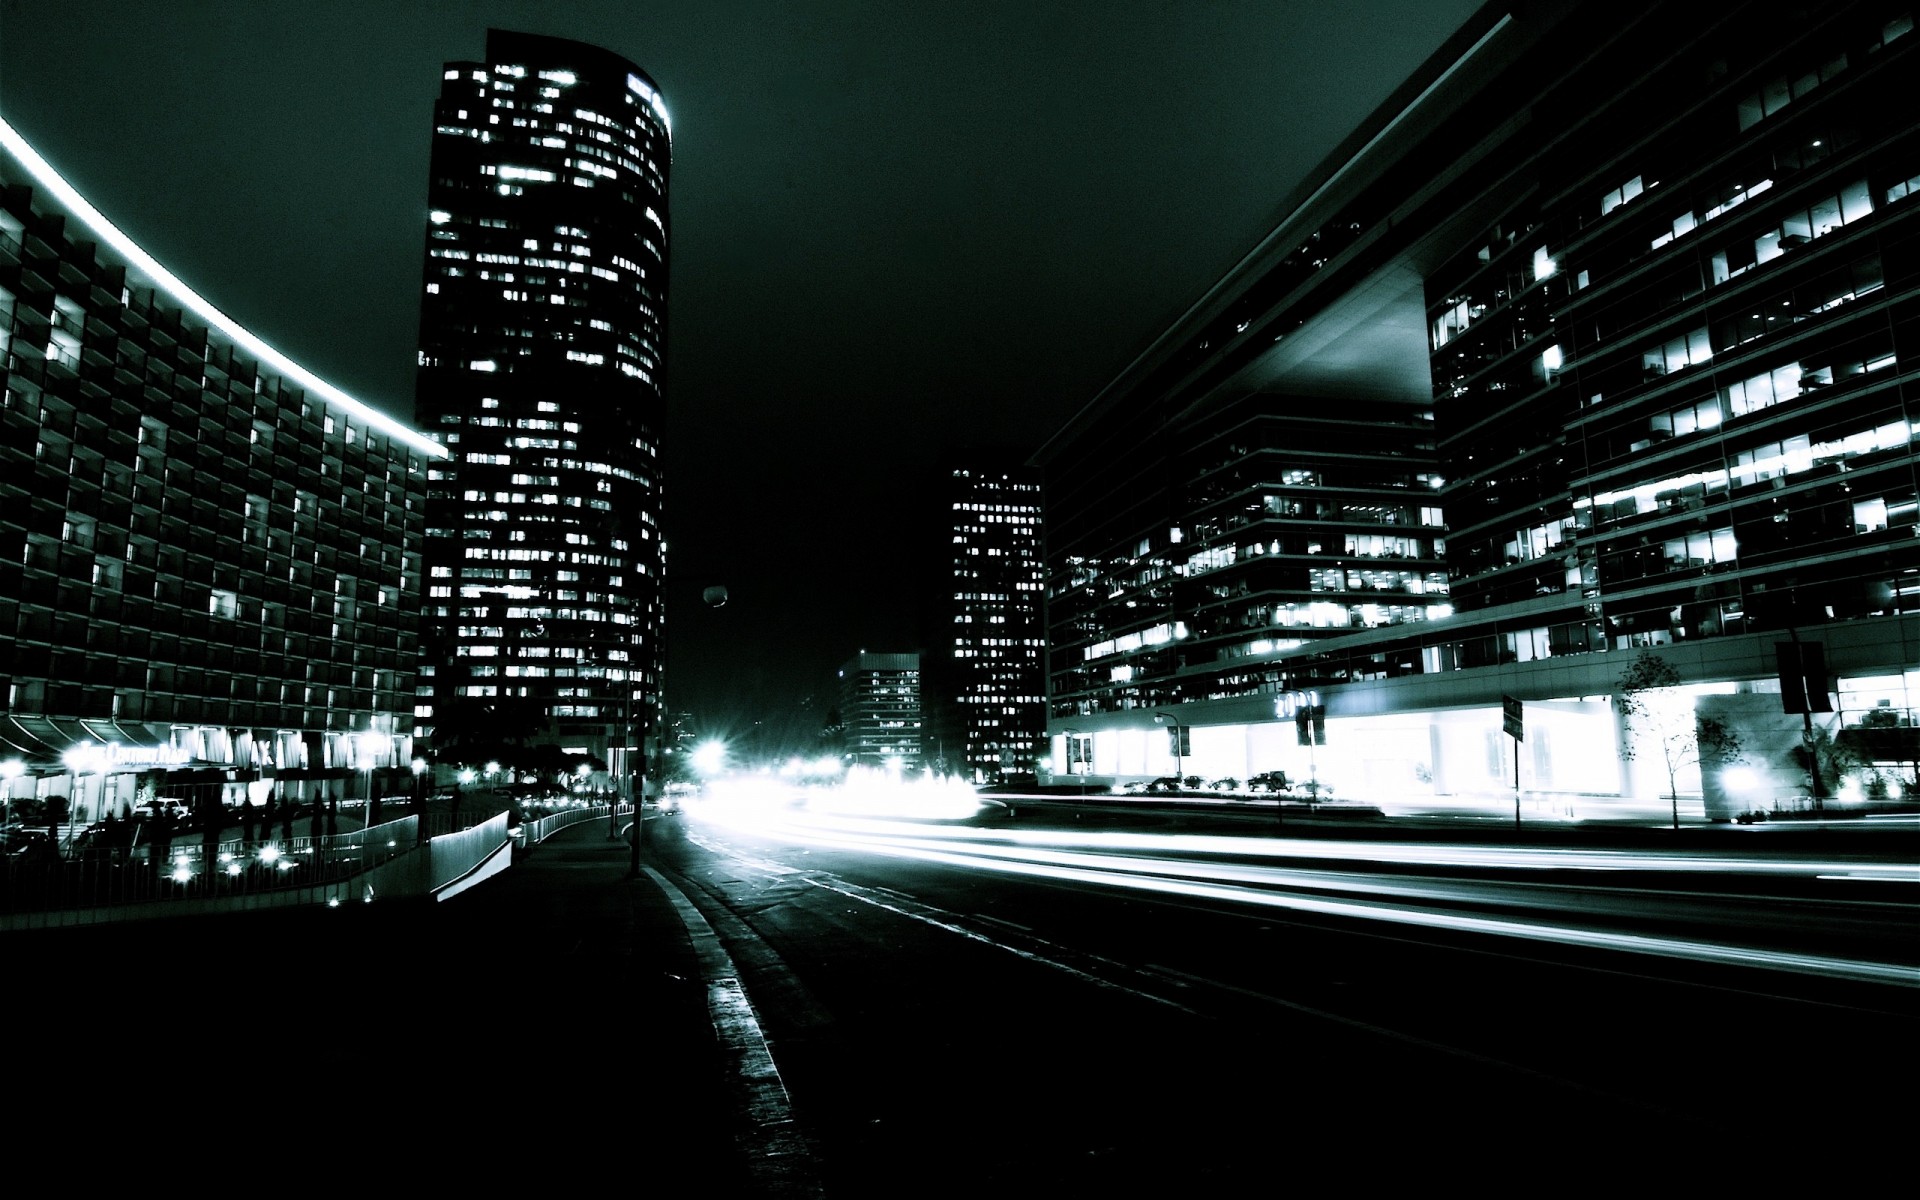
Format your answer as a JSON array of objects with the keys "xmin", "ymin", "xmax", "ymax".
[
  {"xmin": 414, "ymin": 30, "xmax": 671, "ymax": 781},
  {"xmin": 837, "ymin": 652, "xmax": 923, "ymax": 772},
  {"xmin": 1034, "ymin": 0, "xmax": 1920, "ymax": 816},
  {"xmin": 940, "ymin": 461, "xmax": 1047, "ymax": 784},
  {"xmin": 0, "ymin": 117, "xmax": 438, "ymax": 824}
]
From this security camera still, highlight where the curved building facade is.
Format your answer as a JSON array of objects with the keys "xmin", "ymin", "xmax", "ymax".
[
  {"xmin": 0, "ymin": 116, "xmax": 440, "ymax": 824},
  {"xmin": 414, "ymin": 30, "xmax": 671, "ymax": 783}
]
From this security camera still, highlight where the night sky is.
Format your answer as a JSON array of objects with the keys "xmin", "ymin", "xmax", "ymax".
[{"xmin": 0, "ymin": 0, "xmax": 1482, "ymax": 744}]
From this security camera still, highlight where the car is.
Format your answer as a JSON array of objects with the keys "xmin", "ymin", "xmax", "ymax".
[
  {"xmin": 1247, "ymin": 771, "xmax": 1291, "ymax": 794},
  {"xmin": 133, "ymin": 799, "xmax": 191, "ymax": 822},
  {"xmin": 1, "ymin": 827, "xmax": 59, "ymax": 863},
  {"xmin": 70, "ymin": 821, "xmax": 133, "ymax": 860}
]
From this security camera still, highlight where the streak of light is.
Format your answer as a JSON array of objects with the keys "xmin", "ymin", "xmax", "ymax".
[
  {"xmin": 685, "ymin": 798, "xmax": 1920, "ymax": 883},
  {"xmin": 682, "ymin": 803, "xmax": 1918, "ymax": 989}
]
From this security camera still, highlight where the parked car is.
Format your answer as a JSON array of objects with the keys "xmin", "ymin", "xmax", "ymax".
[
  {"xmin": 1, "ymin": 827, "xmax": 59, "ymax": 863},
  {"xmin": 133, "ymin": 799, "xmax": 191, "ymax": 822},
  {"xmin": 1247, "ymin": 771, "xmax": 1291, "ymax": 794}
]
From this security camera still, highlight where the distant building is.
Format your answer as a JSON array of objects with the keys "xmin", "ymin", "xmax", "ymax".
[
  {"xmin": 934, "ymin": 458, "xmax": 1046, "ymax": 783},
  {"xmin": 1032, "ymin": 0, "xmax": 1920, "ymax": 816},
  {"xmin": 0, "ymin": 117, "xmax": 440, "ymax": 822},
  {"xmin": 837, "ymin": 652, "xmax": 922, "ymax": 771},
  {"xmin": 413, "ymin": 29, "xmax": 672, "ymax": 785}
]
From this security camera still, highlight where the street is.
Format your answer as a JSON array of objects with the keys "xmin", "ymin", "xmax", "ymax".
[{"xmin": 14, "ymin": 796, "xmax": 1914, "ymax": 1191}]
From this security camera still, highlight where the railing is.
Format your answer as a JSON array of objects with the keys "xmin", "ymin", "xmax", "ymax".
[
  {"xmin": 0, "ymin": 809, "xmax": 524, "ymax": 930},
  {"xmin": 514, "ymin": 801, "xmax": 631, "ymax": 850}
]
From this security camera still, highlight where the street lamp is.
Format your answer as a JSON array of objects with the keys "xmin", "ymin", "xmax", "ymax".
[
  {"xmin": 358, "ymin": 731, "xmax": 391, "ymax": 828},
  {"xmin": 0, "ymin": 758, "xmax": 22, "ymax": 829},
  {"xmin": 62, "ymin": 742, "xmax": 110, "ymax": 840},
  {"xmin": 1153, "ymin": 712, "xmax": 1184, "ymax": 789},
  {"xmin": 411, "ymin": 757, "xmax": 428, "ymax": 844}
]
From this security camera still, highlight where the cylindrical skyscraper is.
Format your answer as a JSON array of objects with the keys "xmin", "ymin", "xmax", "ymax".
[{"xmin": 414, "ymin": 29, "xmax": 669, "ymax": 786}]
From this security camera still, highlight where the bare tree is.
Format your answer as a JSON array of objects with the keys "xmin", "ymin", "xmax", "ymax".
[{"xmin": 1616, "ymin": 651, "xmax": 1743, "ymax": 829}]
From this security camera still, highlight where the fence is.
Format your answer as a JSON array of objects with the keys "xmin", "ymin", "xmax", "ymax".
[{"xmin": 0, "ymin": 805, "xmax": 551, "ymax": 931}]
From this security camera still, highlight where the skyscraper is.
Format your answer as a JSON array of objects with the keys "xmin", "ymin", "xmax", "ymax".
[
  {"xmin": 837, "ymin": 652, "xmax": 922, "ymax": 772},
  {"xmin": 938, "ymin": 458, "xmax": 1046, "ymax": 784},
  {"xmin": 414, "ymin": 30, "xmax": 671, "ymax": 784}
]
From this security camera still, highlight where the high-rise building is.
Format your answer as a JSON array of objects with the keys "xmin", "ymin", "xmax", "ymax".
[
  {"xmin": 1033, "ymin": 0, "xmax": 1920, "ymax": 816},
  {"xmin": 836, "ymin": 652, "xmax": 922, "ymax": 772},
  {"xmin": 414, "ymin": 30, "xmax": 671, "ymax": 783},
  {"xmin": 933, "ymin": 458, "xmax": 1046, "ymax": 784},
  {"xmin": 0, "ymin": 117, "xmax": 439, "ymax": 822}
]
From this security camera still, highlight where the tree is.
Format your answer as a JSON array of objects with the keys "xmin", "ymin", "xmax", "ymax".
[
  {"xmin": 1788, "ymin": 725, "xmax": 1864, "ymax": 808},
  {"xmin": 1616, "ymin": 650, "xmax": 1743, "ymax": 829}
]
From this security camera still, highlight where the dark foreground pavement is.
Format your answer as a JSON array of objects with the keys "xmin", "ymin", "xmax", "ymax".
[{"xmin": 12, "ymin": 815, "xmax": 768, "ymax": 1193}]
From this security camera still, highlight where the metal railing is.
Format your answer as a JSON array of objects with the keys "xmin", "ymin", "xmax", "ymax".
[
  {"xmin": 515, "ymin": 801, "xmax": 631, "ymax": 849},
  {"xmin": 0, "ymin": 809, "xmax": 526, "ymax": 930}
]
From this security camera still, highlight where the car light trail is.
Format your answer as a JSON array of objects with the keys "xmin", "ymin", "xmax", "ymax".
[
  {"xmin": 681, "ymin": 801, "xmax": 1919, "ymax": 989},
  {"xmin": 688, "ymin": 798, "xmax": 1920, "ymax": 883}
]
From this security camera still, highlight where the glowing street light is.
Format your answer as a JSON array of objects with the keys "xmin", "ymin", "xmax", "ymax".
[
  {"xmin": 412, "ymin": 757, "xmax": 429, "ymax": 844},
  {"xmin": 1, "ymin": 758, "xmax": 23, "ymax": 828},
  {"xmin": 691, "ymin": 741, "xmax": 727, "ymax": 777},
  {"xmin": 357, "ymin": 730, "xmax": 392, "ymax": 827}
]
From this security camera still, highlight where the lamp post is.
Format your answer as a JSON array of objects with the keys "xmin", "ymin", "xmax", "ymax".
[
  {"xmin": 1, "ymin": 757, "xmax": 23, "ymax": 830},
  {"xmin": 1153, "ymin": 712, "xmax": 1184, "ymax": 790},
  {"xmin": 62, "ymin": 742, "xmax": 109, "ymax": 848},
  {"xmin": 359, "ymin": 731, "xmax": 391, "ymax": 830},
  {"xmin": 411, "ymin": 757, "xmax": 428, "ymax": 844}
]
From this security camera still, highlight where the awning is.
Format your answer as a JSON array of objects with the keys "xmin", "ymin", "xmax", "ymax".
[
  {"xmin": 43, "ymin": 717, "xmax": 91, "ymax": 747},
  {"xmin": 1, "ymin": 714, "xmax": 66, "ymax": 766},
  {"xmin": 76, "ymin": 718, "xmax": 161, "ymax": 747}
]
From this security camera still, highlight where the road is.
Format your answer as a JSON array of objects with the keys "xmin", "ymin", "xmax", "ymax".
[
  {"xmin": 640, "ymin": 793, "xmax": 1915, "ymax": 1190},
  {"xmin": 14, "ymin": 793, "xmax": 1914, "ymax": 1191}
]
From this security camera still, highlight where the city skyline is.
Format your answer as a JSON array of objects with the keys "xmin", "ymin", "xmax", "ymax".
[{"xmin": 0, "ymin": 0, "xmax": 1485, "ymax": 722}]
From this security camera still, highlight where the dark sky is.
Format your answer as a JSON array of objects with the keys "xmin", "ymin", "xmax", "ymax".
[{"xmin": 0, "ymin": 0, "xmax": 1483, "ymax": 740}]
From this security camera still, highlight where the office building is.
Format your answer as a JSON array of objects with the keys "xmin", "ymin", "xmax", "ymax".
[
  {"xmin": 0, "ymin": 116, "xmax": 439, "ymax": 823},
  {"xmin": 414, "ymin": 29, "xmax": 672, "ymax": 781},
  {"xmin": 1033, "ymin": 0, "xmax": 1920, "ymax": 816},
  {"xmin": 837, "ymin": 652, "xmax": 922, "ymax": 771},
  {"xmin": 934, "ymin": 458, "xmax": 1047, "ymax": 783}
]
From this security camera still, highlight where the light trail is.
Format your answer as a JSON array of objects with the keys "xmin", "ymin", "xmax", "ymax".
[
  {"xmin": 688, "ymin": 797, "xmax": 1920, "ymax": 882},
  {"xmin": 680, "ymin": 798, "xmax": 1920, "ymax": 989}
]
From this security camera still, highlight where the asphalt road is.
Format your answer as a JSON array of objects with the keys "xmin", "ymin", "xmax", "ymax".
[{"xmin": 639, "ymin": 801, "xmax": 1917, "ymax": 1189}]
